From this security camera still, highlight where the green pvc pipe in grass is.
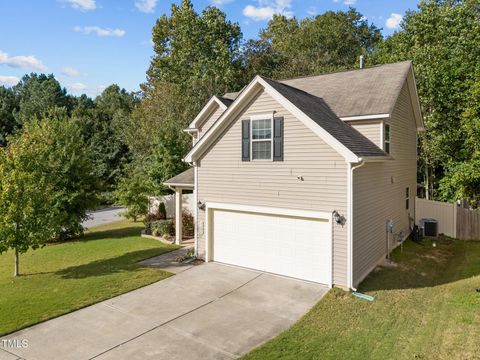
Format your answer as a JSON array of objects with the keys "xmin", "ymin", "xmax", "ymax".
[{"xmin": 352, "ymin": 292, "xmax": 375, "ymax": 301}]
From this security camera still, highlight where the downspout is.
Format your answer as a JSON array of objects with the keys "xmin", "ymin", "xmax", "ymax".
[
  {"xmin": 194, "ymin": 162, "xmax": 198, "ymax": 258},
  {"xmin": 348, "ymin": 158, "xmax": 365, "ymax": 291}
]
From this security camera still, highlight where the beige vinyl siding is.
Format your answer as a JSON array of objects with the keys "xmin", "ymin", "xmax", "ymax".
[
  {"xmin": 198, "ymin": 106, "xmax": 224, "ymax": 139},
  {"xmin": 352, "ymin": 81, "xmax": 417, "ymax": 287},
  {"xmin": 196, "ymin": 88, "xmax": 349, "ymax": 286},
  {"xmin": 348, "ymin": 120, "xmax": 382, "ymax": 148}
]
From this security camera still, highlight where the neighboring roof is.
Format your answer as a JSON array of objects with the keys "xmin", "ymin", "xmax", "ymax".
[
  {"xmin": 217, "ymin": 97, "xmax": 234, "ymax": 107},
  {"xmin": 164, "ymin": 168, "xmax": 194, "ymax": 187},
  {"xmin": 188, "ymin": 96, "xmax": 228, "ymax": 129},
  {"xmin": 222, "ymin": 92, "xmax": 239, "ymax": 101},
  {"xmin": 261, "ymin": 77, "xmax": 387, "ymax": 158},
  {"xmin": 280, "ymin": 61, "xmax": 412, "ymax": 119}
]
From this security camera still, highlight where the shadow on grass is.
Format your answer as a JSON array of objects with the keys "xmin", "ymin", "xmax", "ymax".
[
  {"xmin": 359, "ymin": 237, "xmax": 480, "ymax": 292},
  {"xmin": 55, "ymin": 248, "xmax": 171, "ymax": 279}
]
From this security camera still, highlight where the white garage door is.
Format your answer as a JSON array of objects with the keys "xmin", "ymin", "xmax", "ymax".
[{"xmin": 211, "ymin": 208, "xmax": 332, "ymax": 285}]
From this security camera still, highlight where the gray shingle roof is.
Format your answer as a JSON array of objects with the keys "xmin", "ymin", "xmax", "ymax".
[
  {"xmin": 261, "ymin": 76, "xmax": 388, "ymax": 158},
  {"xmin": 217, "ymin": 97, "xmax": 233, "ymax": 107},
  {"xmin": 164, "ymin": 168, "xmax": 194, "ymax": 186},
  {"xmin": 280, "ymin": 61, "xmax": 412, "ymax": 118},
  {"xmin": 221, "ymin": 92, "xmax": 239, "ymax": 101}
]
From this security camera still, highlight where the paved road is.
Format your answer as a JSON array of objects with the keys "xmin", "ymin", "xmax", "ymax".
[
  {"xmin": 82, "ymin": 207, "xmax": 126, "ymax": 228},
  {"xmin": 0, "ymin": 263, "xmax": 328, "ymax": 360}
]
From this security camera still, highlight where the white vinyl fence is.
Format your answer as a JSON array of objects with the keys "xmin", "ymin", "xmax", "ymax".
[
  {"xmin": 415, "ymin": 197, "xmax": 457, "ymax": 238},
  {"xmin": 148, "ymin": 194, "xmax": 195, "ymax": 219}
]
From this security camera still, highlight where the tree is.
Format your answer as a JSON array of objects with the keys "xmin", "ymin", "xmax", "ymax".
[
  {"xmin": 255, "ymin": 9, "xmax": 382, "ymax": 79},
  {"xmin": 115, "ymin": 165, "xmax": 154, "ymax": 222},
  {"xmin": 74, "ymin": 85, "xmax": 137, "ymax": 199},
  {"xmin": 0, "ymin": 86, "xmax": 20, "ymax": 146},
  {"xmin": 126, "ymin": 1, "xmax": 241, "ymax": 197},
  {"xmin": 147, "ymin": 0, "xmax": 242, "ymax": 112},
  {"xmin": 240, "ymin": 39, "xmax": 282, "ymax": 83},
  {"xmin": 124, "ymin": 82, "xmax": 190, "ymax": 193},
  {"xmin": 38, "ymin": 112, "xmax": 101, "ymax": 240},
  {"xmin": 438, "ymin": 69, "xmax": 480, "ymax": 205},
  {"xmin": 13, "ymin": 73, "xmax": 69, "ymax": 125},
  {"xmin": 0, "ymin": 122, "xmax": 59, "ymax": 276},
  {"xmin": 371, "ymin": 0, "xmax": 480, "ymax": 202}
]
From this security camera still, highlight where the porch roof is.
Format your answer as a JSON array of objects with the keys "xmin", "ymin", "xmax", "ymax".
[{"xmin": 163, "ymin": 168, "xmax": 194, "ymax": 189}]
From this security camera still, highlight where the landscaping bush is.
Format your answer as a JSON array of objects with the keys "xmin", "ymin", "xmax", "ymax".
[
  {"xmin": 183, "ymin": 211, "xmax": 194, "ymax": 238},
  {"xmin": 151, "ymin": 220, "xmax": 175, "ymax": 237},
  {"xmin": 172, "ymin": 210, "xmax": 195, "ymax": 238},
  {"xmin": 143, "ymin": 205, "xmax": 167, "ymax": 234},
  {"xmin": 158, "ymin": 202, "xmax": 167, "ymax": 220}
]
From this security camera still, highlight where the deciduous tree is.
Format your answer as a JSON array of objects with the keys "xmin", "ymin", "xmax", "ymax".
[{"xmin": 0, "ymin": 122, "xmax": 58, "ymax": 276}]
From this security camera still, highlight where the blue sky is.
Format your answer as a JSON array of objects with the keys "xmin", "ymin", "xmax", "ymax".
[{"xmin": 0, "ymin": 0, "xmax": 419, "ymax": 97}]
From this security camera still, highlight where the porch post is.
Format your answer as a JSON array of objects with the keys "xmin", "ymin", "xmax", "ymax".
[{"xmin": 175, "ymin": 188, "xmax": 183, "ymax": 245}]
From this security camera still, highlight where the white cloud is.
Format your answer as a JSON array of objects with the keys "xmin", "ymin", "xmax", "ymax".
[
  {"xmin": 212, "ymin": 0, "xmax": 233, "ymax": 5},
  {"xmin": 65, "ymin": 83, "xmax": 108, "ymax": 96},
  {"xmin": 134, "ymin": 0, "xmax": 158, "ymax": 13},
  {"xmin": 333, "ymin": 0, "xmax": 356, "ymax": 4},
  {"xmin": 74, "ymin": 26, "xmax": 126, "ymax": 37},
  {"xmin": 65, "ymin": 0, "xmax": 96, "ymax": 11},
  {"xmin": 66, "ymin": 82, "xmax": 88, "ymax": 91},
  {"xmin": 243, "ymin": 0, "xmax": 293, "ymax": 21},
  {"xmin": 386, "ymin": 13, "xmax": 403, "ymax": 30},
  {"xmin": 0, "ymin": 75, "xmax": 19, "ymax": 87},
  {"xmin": 61, "ymin": 67, "xmax": 81, "ymax": 77},
  {"xmin": 0, "ymin": 50, "xmax": 47, "ymax": 71}
]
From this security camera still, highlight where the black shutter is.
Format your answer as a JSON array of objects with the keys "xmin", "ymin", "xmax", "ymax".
[
  {"xmin": 273, "ymin": 117, "xmax": 284, "ymax": 161},
  {"xmin": 242, "ymin": 119, "xmax": 250, "ymax": 161}
]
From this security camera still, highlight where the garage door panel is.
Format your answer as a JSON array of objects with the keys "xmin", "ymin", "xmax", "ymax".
[{"xmin": 212, "ymin": 208, "xmax": 331, "ymax": 285}]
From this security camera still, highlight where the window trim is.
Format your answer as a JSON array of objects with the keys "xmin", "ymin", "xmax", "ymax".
[
  {"xmin": 250, "ymin": 114, "xmax": 274, "ymax": 161},
  {"xmin": 384, "ymin": 123, "xmax": 391, "ymax": 154}
]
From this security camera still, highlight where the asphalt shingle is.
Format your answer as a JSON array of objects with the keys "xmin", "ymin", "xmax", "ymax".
[{"xmin": 261, "ymin": 77, "xmax": 388, "ymax": 158}]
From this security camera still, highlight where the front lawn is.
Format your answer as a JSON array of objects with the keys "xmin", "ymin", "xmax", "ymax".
[
  {"xmin": 0, "ymin": 220, "xmax": 178, "ymax": 336},
  {"xmin": 243, "ymin": 237, "xmax": 480, "ymax": 360}
]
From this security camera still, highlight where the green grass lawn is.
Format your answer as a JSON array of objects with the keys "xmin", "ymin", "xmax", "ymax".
[
  {"xmin": 243, "ymin": 237, "xmax": 480, "ymax": 360},
  {"xmin": 0, "ymin": 220, "xmax": 178, "ymax": 336}
]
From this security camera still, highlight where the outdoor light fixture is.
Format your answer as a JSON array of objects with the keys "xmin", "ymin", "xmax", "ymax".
[
  {"xmin": 332, "ymin": 210, "xmax": 346, "ymax": 225},
  {"xmin": 197, "ymin": 201, "xmax": 206, "ymax": 210}
]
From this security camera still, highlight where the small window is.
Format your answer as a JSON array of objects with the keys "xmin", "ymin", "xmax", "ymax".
[
  {"xmin": 405, "ymin": 187, "xmax": 410, "ymax": 210},
  {"xmin": 251, "ymin": 118, "xmax": 272, "ymax": 160},
  {"xmin": 384, "ymin": 123, "xmax": 391, "ymax": 154}
]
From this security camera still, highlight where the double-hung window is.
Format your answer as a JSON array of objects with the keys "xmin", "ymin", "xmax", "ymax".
[
  {"xmin": 242, "ymin": 113, "xmax": 283, "ymax": 162},
  {"xmin": 251, "ymin": 118, "xmax": 273, "ymax": 160}
]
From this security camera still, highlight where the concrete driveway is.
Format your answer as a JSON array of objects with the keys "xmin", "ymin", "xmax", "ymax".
[{"xmin": 0, "ymin": 263, "xmax": 328, "ymax": 360}]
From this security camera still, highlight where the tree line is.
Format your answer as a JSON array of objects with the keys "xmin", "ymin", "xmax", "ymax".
[{"xmin": 0, "ymin": 0, "xmax": 479, "ymax": 274}]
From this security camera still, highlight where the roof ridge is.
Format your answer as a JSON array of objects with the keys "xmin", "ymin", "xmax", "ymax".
[
  {"xmin": 278, "ymin": 60, "xmax": 412, "ymax": 83},
  {"xmin": 259, "ymin": 75, "xmax": 326, "ymax": 100}
]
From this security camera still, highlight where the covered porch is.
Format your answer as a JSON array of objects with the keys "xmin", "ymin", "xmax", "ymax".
[{"xmin": 163, "ymin": 167, "xmax": 195, "ymax": 245}]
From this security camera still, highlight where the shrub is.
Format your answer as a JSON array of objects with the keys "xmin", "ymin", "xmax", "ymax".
[
  {"xmin": 143, "ymin": 205, "xmax": 167, "ymax": 234},
  {"xmin": 151, "ymin": 220, "xmax": 175, "ymax": 237},
  {"xmin": 158, "ymin": 202, "xmax": 167, "ymax": 220},
  {"xmin": 172, "ymin": 210, "xmax": 195, "ymax": 238},
  {"xmin": 115, "ymin": 167, "xmax": 153, "ymax": 222},
  {"xmin": 183, "ymin": 211, "xmax": 194, "ymax": 237}
]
